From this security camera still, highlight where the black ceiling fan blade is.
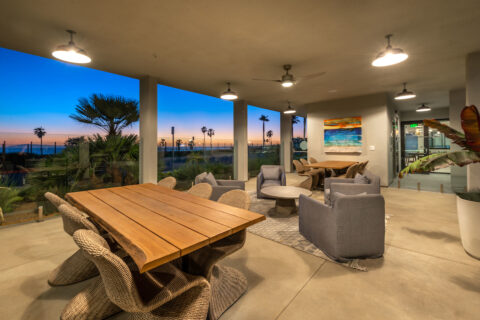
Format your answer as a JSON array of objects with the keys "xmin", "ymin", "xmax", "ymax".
[
  {"xmin": 297, "ymin": 71, "xmax": 326, "ymax": 80},
  {"xmin": 252, "ymin": 78, "xmax": 282, "ymax": 82}
]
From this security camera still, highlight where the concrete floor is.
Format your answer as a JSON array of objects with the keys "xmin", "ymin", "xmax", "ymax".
[{"xmin": 1, "ymin": 174, "xmax": 479, "ymax": 319}]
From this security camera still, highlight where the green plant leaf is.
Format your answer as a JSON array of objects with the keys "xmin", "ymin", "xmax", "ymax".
[
  {"xmin": 423, "ymin": 119, "xmax": 469, "ymax": 149},
  {"xmin": 399, "ymin": 151, "xmax": 480, "ymax": 178}
]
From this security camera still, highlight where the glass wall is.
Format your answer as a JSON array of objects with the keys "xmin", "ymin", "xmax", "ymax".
[
  {"xmin": 157, "ymin": 85, "xmax": 233, "ymax": 189},
  {"xmin": 292, "ymin": 115, "xmax": 307, "ymax": 161},
  {"xmin": 247, "ymin": 105, "xmax": 280, "ymax": 177},
  {"xmin": 0, "ymin": 48, "xmax": 139, "ymax": 226}
]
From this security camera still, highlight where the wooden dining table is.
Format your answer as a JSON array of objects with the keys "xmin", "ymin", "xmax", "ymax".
[
  {"xmin": 304, "ymin": 160, "xmax": 357, "ymax": 170},
  {"xmin": 67, "ymin": 183, "xmax": 265, "ymax": 318}
]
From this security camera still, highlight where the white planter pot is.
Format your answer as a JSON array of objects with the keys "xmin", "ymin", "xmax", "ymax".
[{"xmin": 457, "ymin": 195, "xmax": 480, "ymax": 259}]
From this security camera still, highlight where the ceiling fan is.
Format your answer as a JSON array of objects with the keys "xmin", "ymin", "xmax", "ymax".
[{"xmin": 252, "ymin": 64, "xmax": 326, "ymax": 88}]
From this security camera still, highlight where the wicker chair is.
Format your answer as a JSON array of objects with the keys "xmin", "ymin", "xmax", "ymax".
[
  {"xmin": 293, "ymin": 160, "xmax": 306, "ymax": 174},
  {"xmin": 300, "ymin": 158, "xmax": 309, "ymax": 166},
  {"xmin": 48, "ymin": 204, "xmax": 100, "ymax": 287},
  {"xmin": 337, "ymin": 163, "xmax": 360, "ymax": 179},
  {"xmin": 217, "ymin": 190, "xmax": 250, "ymax": 210},
  {"xmin": 187, "ymin": 183, "xmax": 213, "ymax": 199},
  {"xmin": 357, "ymin": 160, "xmax": 369, "ymax": 174},
  {"xmin": 157, "ymin": 176, "xmax": 177, "ymax": 189},
  {"xmin": 44, "ymin": 192, "xmax": 69, "ymax": 208},
  {"xmin": 309, "ymin": 157, "xmax": 318, "ymax": 164},
  {"xmin": 70, "ymin": 229, "xmax": 211, "ymax": 320}
]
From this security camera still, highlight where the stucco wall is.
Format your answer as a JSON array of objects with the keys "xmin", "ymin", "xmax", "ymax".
[{"xmin": 305, "ymin": 93, "xmax": 391, "ymax": 186}]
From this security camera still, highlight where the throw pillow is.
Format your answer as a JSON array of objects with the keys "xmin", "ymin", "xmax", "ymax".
[
  {"xmin": 354, "ymin": 173, "xmax": 370, "ymax": 184},
  {"xmin": 202, "ymin": 172, "xmax": 218, "ymax": 186},
  {"xmin": 332, "ymin": 191, "xmax": 367, "ymax": 205}
]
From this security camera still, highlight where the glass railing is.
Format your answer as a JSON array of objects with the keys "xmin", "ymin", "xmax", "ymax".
[{"xmin": 0, "ymin": 134, "xmax": 139, "ymax": 226}]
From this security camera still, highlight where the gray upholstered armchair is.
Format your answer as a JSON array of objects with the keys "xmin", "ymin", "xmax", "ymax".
[
  {"xmin": 299, "ymin": 193, "xmax": 385, "ymax": 261},
  {"xmin": 195, "ymin": 172, "xmax": 245, "ymax": 201},
  {"xmin": 256, "ymin": 165, "xmax": 286, "ymax": 199},
  {"xmin": 324, "ymin": 169, "xmax": 380, "ymax": 205}
]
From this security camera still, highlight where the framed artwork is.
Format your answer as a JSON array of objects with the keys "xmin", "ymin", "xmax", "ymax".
[{"xmin": 324, "ymin": 116, "xmax": 362, "ymax": 153}]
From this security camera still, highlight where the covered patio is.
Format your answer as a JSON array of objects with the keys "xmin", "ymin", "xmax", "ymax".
[{"xmin": 1, "ymin": 1, "xmax": 480, "ymax": 319}]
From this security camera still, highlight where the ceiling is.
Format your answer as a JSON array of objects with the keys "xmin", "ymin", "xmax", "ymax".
[{"xmin": 1, "ymin": 0, "xmax": 480, "ymax": 114}]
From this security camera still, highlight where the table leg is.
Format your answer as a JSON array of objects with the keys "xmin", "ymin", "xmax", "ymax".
[
  {"xmin": 183, "ymin": 230, "xmax": 247, "ymax": 320},
  {"xmin": 271, "ymin": 198, "xmax": 297, "ymax": 215}
]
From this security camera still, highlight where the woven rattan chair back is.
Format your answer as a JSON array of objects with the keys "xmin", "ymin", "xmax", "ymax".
[
  {"xmin": 357, "ymin": 160, "xmax": 369, "ymax": 174},
  {"xmin": 300, "ymin": 158, "xmax": 309, "ymax": 166},
  {"xmin": 45, "ymin": 192, "xmax": 69, "ymax": 209},
  {"xmin": 58, "ymin": 204, "xmax": 99, "ymax": 236},
  {"xmin": 218, "ymin": 190, "xmax": 250, "ymax": 210},
  {"xmin": 157, "ymin": 176, "xmax": 177, "ymax": 189},
  {"xmin": 187, "ymin": 183, "xmax": 213, "ymax": 199},
  {"xmin": 309, "ymin": 157, "xmax": 319, "ymax": 164},
  {"xmin": 293, "ymin": 160, "xmax": 305, "ymax": 173},
  {"xmin": 73, "ymin": 229, "xmax": 210, "ymax": 316},
  {"xmin": 345, "ymin": 163, "xmax": 360, "ymax": 178}
]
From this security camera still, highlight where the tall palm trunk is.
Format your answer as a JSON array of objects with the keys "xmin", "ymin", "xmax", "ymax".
[
  {"xmin": 40, "ymin": 137, "xmax": 43, "ymax": 156},
  {"xmin": 303, "ymin": 117, "xmax": 306, "ymax": 139},
  {"xmin": 262, "ymin": 121, "xmax": 265, "ymax": 149}
]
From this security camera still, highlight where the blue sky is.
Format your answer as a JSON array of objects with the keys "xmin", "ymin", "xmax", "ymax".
[{"xmin": 0, "ymin": 47, "xmax": 301, "ymax": 146}]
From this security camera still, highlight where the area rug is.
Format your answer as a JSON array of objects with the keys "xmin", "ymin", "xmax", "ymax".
[{"xmin": 246, "ymin": 192, "xmax": 389, "ymax": 271}]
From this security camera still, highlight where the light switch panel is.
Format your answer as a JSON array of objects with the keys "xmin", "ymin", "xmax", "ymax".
[{"xmin": 369, "ymin": 145, "xmax": 375, "ymax": 151}]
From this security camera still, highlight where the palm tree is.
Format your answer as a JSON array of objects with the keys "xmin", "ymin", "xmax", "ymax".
[
  {"xmin": 259, "ymin": 115, "xmax": 270, "ymax": 149},
  {"xmin": 266, "ymin": 130, "xmax": 273, "ymax": 146},
  {"xmin": 292, "ymin": 115, "xmax": 300, "ymax": 138},
  {"xmin": 201, "ymin": 126, "xmax": 207, "ymax": 150},
  {"xmin": 160, "ymin": 138, "xmax": 167, "ymax": 152},
  {"xmin": 33, "ymin": 127, "xmax": 46, "ymax": 155},
  {"xmin": 70, "ymin": 94, "xmax": 139, "ymax": 136},
  {"xmin": 176, "ymin": 139, "xmax": 182, "ymax": 151},
  {"xmin": 207, "ymin": 128, "xmax": 215, "ymax": 150}
]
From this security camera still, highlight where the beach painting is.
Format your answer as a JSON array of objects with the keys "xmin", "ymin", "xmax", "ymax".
[{"xmin": 324, "ymin": 116, "xmax": 362, "ymax": 153}]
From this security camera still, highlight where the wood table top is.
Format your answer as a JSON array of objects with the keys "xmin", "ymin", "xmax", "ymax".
[
  {"xmin": 304, "ymin": 160, "xmax": 357, "ymax": 170},
  {"xmin": 260, "ymin": 186, "xmax": 312, "ymax": 199},
  {"xmin": 66, "ymin": 183, "xmax": 265, "ymax": 273}
]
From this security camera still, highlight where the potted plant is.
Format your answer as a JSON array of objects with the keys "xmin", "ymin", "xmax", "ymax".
[{"xmin": 400, "ymin": 105, "xmax": 480, "ymax": 259}]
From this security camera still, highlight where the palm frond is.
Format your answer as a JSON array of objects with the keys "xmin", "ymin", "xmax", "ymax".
[
  {"xmin": 423, "ymin": 119, "xmax": 468, "ymax": 149},
  {"xmin": 400, "ymin": 151, "xmax": 480, "ymax": 178}
]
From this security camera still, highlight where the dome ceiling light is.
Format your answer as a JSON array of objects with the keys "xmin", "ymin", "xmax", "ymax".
[
  {"xmin": 395, "ymin": 82, "xmax": 416, "ymax": 100},
  {"xmin": 416, "ymin": 103, "xmax": 431, "ymax": 112},
  {"xmin": 372, "ymin": 34, "xmax": 408, "ymax": 67},
  {"xmin": 220, "ymin": 82, "xmax": 238, "ymax": 100},
  {"xmin": 52, "ymin": 30, "xmax": 91, "ymax": 64},
  {"xmin": 283, "ymin": 101, "xmax": 296, "ymax": 114}
]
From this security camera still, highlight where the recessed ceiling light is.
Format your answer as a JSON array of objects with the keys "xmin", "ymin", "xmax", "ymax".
[
  {"xmin": 372, "ymin": 34, "xmax": 408, "ymax": 67},
  {"xmin": 395, "ymin": 82, "xmax": 416, "ymax": 100},
  {"xmin": 220, "ymin": 82, "xmax": 238, "ymax": 100},
  {"xmin": 52, "ymin": 30, "xmax": 91, "ymax": 64},
  {"xmin": 328, "ymin": 89, "xmax": 338, "ymax": 93},
  {"xmin": 283, "ymin": 101, "xmax": 296, "ymax": 114},
  {"xmin": 416, "ymin": 103, "xmax": 431, "ymax": 112}
]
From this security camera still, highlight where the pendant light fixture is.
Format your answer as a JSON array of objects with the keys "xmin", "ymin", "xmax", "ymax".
[
  {"xmin": 220, "ymin": 82, "xmax": 238, "ymax": 100},
  {"xmin": 416, "ymin": 103, "xmax": 431, "ymax": 112},
  {"xmin": 394, "ymin": 82, "xmax": 416, "ymax": 100},
  {"xmin": 283, "ymin": 101, "xmax": 296, "ymax": 114},
  {"xmin": 372, "ymin": 34, "xmax": 408, "ymax": 67},
  {"xmin": 52, "ymin": 30, "xmax": 91, "ymax": 64}
]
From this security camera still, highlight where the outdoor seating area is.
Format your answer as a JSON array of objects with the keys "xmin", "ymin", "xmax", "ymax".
[{"xmin": 1, "ymin": 1, "xmax": 480, "ymax": 319}]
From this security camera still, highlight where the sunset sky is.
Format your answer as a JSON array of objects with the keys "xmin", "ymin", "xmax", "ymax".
[{"xmin": 0, "ymin": 47, "xmax": 304, "ymax": 147}]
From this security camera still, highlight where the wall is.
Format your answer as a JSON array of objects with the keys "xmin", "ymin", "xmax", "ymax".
[
  {"xmin": 306, "ymin": 93, "xmax": 391, "ymax": 186},
  {"xmin": 400, "ymin": 107, "xmax": 449, "ymax": 122}
]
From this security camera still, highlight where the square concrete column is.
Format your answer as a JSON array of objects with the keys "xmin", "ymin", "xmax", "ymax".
[
  {"xmin": 234, "ymin": 100, "xmax": 248, "ymax": 181},
  {"xmin": 280, "ymin": 113, "xmax": 292, "ymax": 173},
  {"xmin": 449, "ymin": 89, "xmax": 467, "ymax": 191},
  {"xmin": 466, "ymin": 52, "xmax": 480, "ymax": 191},
  {"xmin": 139, "ymin": 76, "xmax": 158, "ymax": 184}
]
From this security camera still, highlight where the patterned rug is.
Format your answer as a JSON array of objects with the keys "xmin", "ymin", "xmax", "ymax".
[{"xmin": 246, "ymin": 192, "xmax": 388, "ymax": 271}]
